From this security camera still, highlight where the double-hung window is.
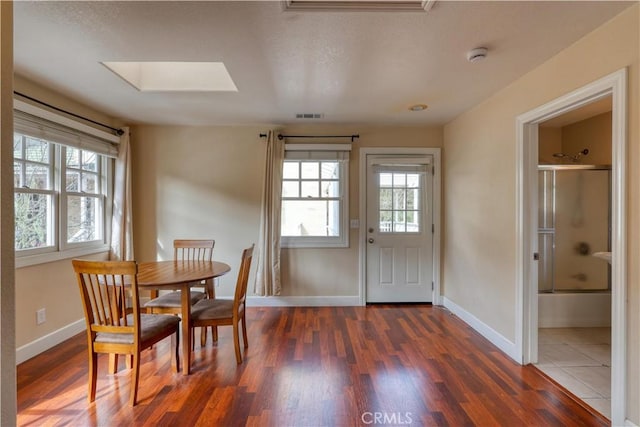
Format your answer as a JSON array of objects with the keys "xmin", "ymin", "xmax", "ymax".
[
  {"xmin": 280, "ymin": 144, "xmax": 350, "ymax": 248},
  {"xmin": 14, "ymin": 107, "xmax": 117, "ymax": 267}
]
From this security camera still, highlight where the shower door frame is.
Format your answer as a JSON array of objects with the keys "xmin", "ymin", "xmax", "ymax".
[
  {"xmin": 537, "ymin": 164, "xmax": 612, "ymax": 294},
  {"xmin": 516, "ymin": 68, "xmax": 627, "ymax": 425}
]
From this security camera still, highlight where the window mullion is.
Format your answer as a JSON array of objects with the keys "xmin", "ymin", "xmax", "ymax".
[{"xmin": 56, "ymin": 145, "xmax": 64, "ymax": 250}]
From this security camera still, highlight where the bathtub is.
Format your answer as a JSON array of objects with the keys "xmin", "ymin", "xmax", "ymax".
[{"xmin": 538, "ymin": 292, "xmax": 611, "ymax": 328}]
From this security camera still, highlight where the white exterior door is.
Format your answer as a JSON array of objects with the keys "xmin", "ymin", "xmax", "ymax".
[{"xmin": 365, "ymin": 155, "xmax": 433, "ymax": 303}]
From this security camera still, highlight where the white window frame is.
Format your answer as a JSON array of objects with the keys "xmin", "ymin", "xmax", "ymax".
[
  {"xmin": 13, "ymin": 136, "xmax": 57, "ymax": 256},
  {"xmin": 60, "ymin": 146, "xmax": 108, "ymax": 251},
  {"xmin": 14, "ymin": 101, "xmax": 116, "ymax": 268},
  {"xmin": 280, "ymin": 144, "xmax": 350, "ymax": 249}
]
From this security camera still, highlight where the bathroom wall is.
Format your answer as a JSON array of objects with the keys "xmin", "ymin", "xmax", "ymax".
[
  {"xmin": 539, "ymin": 110, "xmax": 612, "ymax": 165},
  {"xmin": 563, "ymin": 111, "xmax": 612, "ymax": 165}
]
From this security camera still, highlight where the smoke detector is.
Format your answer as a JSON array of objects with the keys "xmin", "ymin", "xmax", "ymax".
[{"xmin": 467, "ymin": 47, "xmax": 488, "ymax": 62}]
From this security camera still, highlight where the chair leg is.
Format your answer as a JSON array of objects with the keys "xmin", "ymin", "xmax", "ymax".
[
  {"xmin": 241, "ymin": 315, "xmax": 248, "ymax": 349},
  {"xmin": 88, "ymin": 352, "xmax": 98, "ymax": 403},
  {"xmin": 129, "ymin": 352, "xmax": 140, "ymax": 406},
  {"xmin": 200, "ymin": 326, "xmax": 207, "ymax": 347},
  {"xmin": 212, "ymin": 326, "xmax": 218, "ymax": 342},
  {"xmin": 233, "ymin": 322, "xmax": 242, "ymax": 364},
  {"xmin": 108, "ymin": 353, "xmax": 118, "ymax": 374},
  {"xmin": 173, "ymin": 328, "xmax": 180, "ymax": 373}
]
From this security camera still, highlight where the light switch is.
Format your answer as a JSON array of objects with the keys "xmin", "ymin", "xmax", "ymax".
[{"xmin": 350, "ymin": 219, "xmax": 359, "ymax": 229}]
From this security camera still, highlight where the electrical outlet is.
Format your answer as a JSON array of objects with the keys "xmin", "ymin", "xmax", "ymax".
[{"xmin": 36, "ymin": 308, "xmax": 46, "ymax": 325}]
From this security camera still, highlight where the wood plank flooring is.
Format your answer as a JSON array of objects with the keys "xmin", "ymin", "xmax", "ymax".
[{"xmin": 17, "ymin": 305, "xmax": 609, "ymax": 426}]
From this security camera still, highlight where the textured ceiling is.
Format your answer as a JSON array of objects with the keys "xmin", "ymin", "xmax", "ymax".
[{"xmin": 13, "ymin": 1, "xmax": 633, "ymax": 126}]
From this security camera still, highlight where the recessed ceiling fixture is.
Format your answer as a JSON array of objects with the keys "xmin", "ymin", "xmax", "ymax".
[
  {"xmin": 101, "ymin": 61, "xmax": 238, "ymax": 92},
  {"xmin": 408, "ymin": 104, "xmax": 428, "ymax": 111},
  {"xmin": 296, "ymin": 113, "xmax": 325, "ymax": 119},
  {"xmin": 466, "ymin": 47, "xmax": 488, "ymax": 62}
]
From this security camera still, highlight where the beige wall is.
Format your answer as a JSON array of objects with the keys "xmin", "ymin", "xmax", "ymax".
[
  {"xmin": 131, "ymin": 125, "xmax": 266, "ymax": 297},
  {"xmin": 131, "ymin": 124, "xmax": 442, "ymax": 298},
  {"xmin": 13, "ymin": 77, "xmax": 116, "ymax": 348},
  {"xmin": 443, "ymin": 4, "xmax": 638, "ymax": 421}
]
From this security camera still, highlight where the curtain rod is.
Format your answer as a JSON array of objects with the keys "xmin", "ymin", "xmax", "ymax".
[
  {"xmin": 13, "ymin": 91, "xmax": 124, "ymax": 136},
  {"xmin": 259, "ymin": 133, "xmax": 359, "ymax": 142}
]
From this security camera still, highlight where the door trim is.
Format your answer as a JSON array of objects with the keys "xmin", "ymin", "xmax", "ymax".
[
  {"xmin": 359, "ymin": 147, "xmax": 441, "ymax": 306},
  {"xmin": 515, "ymin": 68, "xmax": 627, "ymax": 425}
]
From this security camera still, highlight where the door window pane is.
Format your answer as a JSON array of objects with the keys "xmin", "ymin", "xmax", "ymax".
[{"xmin": 379, "ymin": 172, "xmax": 421, "ymax": 233}]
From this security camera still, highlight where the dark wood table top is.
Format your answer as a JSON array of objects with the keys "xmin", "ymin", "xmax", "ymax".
[{"xmin": 137, "ymin": 260, "xmax": 231, "ymax": 288}]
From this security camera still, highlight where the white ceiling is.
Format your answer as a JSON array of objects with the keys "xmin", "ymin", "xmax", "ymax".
[{"xmin": 13, "ymin": 1, "xmax": 633, "ymax": 127}]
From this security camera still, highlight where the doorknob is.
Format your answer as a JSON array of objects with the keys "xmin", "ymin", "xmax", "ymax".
[{"xmin": 368, "ymin": 238, "xmax": 375, "ymax": 244}]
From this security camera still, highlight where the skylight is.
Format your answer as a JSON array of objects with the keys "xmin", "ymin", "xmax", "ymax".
[{"xmin": 101, "ymin": 61, "xmax": 238, "ymax": 92}]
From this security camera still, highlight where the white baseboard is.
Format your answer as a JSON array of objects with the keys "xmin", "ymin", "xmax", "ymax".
[
  {"xmin": 16, "ymin": 318, "xmax": 85, "ymax": 365},
  {"xmin": 246, "ymin": 296, "xmax": 361, "ymax": 307},
  {"xmin": 625, "ymin": 420, "xmax": 639, "ymax": 427},
  {"xmin": 443, "ymin": 297, "xmax": 519, "ymax": 362}
]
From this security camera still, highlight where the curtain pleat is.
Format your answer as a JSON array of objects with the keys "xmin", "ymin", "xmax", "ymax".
[
  {"xmin": 254, "ymin": 130, "xmax": 284, "ymax": 296},
  {"xmin": 110, "ymin": 127, "xmax": 134, "ymax": 261}
]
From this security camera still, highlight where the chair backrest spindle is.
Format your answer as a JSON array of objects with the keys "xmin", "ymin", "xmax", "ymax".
[{"xmin": 173, "ymin": 239, "xmax": 215, "ymax": 262}]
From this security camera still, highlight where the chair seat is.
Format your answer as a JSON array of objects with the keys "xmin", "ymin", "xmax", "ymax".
[
  {"xmin": 144, "ymin": 290, "xmax": 206, "ymax": 308},
  {"xmin": 191, "ymin": 298, "xmax": 234, "ymax": 321},
  {"xmin": 95, "ymin": 314, "xmax": 181, "ymax": 344}
]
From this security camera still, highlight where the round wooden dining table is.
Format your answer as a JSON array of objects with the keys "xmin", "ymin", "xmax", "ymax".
[{"xmin": 137, "ymin": 260, "xmax": 231, "ymax": 375}]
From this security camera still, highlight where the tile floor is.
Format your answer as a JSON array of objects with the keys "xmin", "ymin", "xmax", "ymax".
[{"xmin": 535, "ymin": 327, "xmax": 611, "ymax": 419}]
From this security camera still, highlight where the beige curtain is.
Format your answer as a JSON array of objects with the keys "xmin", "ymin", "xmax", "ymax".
[
  {"xmin": 254, "ymin": 130, "xmax": 284, "ymax": 296},
  {"xmin": 110, "ymin": 127, "xmax": 134, "ymax": 261}
]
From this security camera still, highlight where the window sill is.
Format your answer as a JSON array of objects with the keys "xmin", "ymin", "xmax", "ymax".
[
  {"xmin": 281, "ymin": 237, "xmax": 349, "ymax": 249},
  {"xmin": 15, "ymin": 244, "xmax": 110, "ymax": 269}
]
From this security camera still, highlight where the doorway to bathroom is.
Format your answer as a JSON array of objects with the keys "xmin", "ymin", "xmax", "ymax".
[
  {"xmin": 535, "ymin": 102, "xmax": 612, "ymax": 418},
  {"xmin": 516, "ymin": 69, "xmax": 627, "ymax": 425}
]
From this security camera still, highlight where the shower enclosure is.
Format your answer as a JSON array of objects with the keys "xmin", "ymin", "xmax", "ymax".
[{"xmin": 538, "ymin": 165, "xmax": 611, "ymax": 293}]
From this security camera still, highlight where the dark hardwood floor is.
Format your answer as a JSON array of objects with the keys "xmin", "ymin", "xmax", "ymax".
[{"xmin": 17, "ymin": 305, "xmax": 609, "ymax": 426}]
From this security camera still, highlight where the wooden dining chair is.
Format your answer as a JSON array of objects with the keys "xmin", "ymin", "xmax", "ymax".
[
  {"xmin": 145, "ymin": 239, "xmax": 216, "ymax": 309},
  {"xmin": 145, "ymin": 239, "xmax": 216, "ymax": 344},
  {"xmin": 72, "ymin": 259, "xmax": 180, "ymax": 406},
  {"xmin": 190, "ymin": 244, "xmax": 254, "ymax": 364}
]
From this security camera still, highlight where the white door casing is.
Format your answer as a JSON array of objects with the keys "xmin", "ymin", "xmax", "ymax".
[
  {"xmin": 359, "ymin": 148, "xmax": 441, "ymax": 305},
  {"xmin": 516, "ymin": 68, "xmax": 627, "ymax": 425}
]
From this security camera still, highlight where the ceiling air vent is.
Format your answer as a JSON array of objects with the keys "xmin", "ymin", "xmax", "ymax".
[
  {"xmin": 296, "ymin": 113, "xmax": 325, "ymax": 119},
  {"xmin": 283, "ymin": 0, "xmax": 436, "ymax": 12}
]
